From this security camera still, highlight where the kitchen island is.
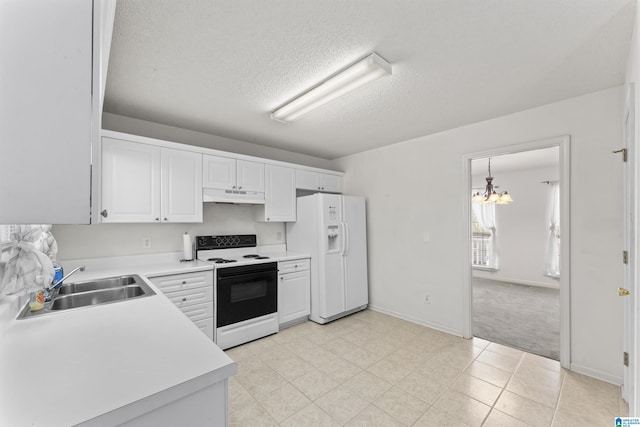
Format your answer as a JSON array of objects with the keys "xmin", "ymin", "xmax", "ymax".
[{"xmin": 0, "ymin": 255, "xmax": 236, "ymax": 427}]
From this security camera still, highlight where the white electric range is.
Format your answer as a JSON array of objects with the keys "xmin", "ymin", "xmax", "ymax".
[{"xmin": 196, "ymin": 234, "xmax": 278, "ymax": 350}]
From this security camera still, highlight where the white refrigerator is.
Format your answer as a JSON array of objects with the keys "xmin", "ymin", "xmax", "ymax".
[{"xmin": 286, "ymin": 193, "xmax": 368, "ymax": 324}]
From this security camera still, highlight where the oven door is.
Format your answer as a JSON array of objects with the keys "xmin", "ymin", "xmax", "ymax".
[{"xmin": 216, "ymin": 262, "xmax": 277, "ymax": 327}]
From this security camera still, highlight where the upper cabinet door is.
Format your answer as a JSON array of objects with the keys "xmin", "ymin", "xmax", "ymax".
[
  {"xmin": 101, "ymin": 138, "xmax": 161, "ymax": 223},
  {"xmin": 0, "ymin": 0, "xmax": 93, "ymax": 224},
  {"xmin": 320, "ymin": 174, "xmax": 342, "ymax": 193},
  {"xmin": 237, "ymin": 160, "xmax": 265, "ymax": 192},
  {"xmin": 161, "ymin": 149, "xmax": 203, "ymax": 223},
  {"xmin": 203, "ymin": 155, "xmax": 236, "ymax": 190},
  {"xmin": 296, "ymin": 170, "xmax": 343, "ymax": 193},
  {"xmin": 264, "ymin": 165, "xmax": 296, "ymax": 222}
]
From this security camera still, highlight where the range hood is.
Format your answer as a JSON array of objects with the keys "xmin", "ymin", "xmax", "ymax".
[{"xmin": 203, "ymin": 188, "xmax": 265, "ymax": 204}]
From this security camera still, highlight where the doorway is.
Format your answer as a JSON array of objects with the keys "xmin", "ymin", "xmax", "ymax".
[
  {"xmin": 470, "ymin": 148, "xmax": 560, "ymax": 360},
  {"xmin": 462, "ymin": 135, "xmax": 571, "ymax": 368}
]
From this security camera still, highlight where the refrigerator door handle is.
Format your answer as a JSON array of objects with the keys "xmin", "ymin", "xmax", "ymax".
[{"xmin": 341, "ymin": 221, "xmax": 349, "ymax": 256}]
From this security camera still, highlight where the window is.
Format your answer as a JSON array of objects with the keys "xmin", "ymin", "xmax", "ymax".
[{"xmin": 471, "ymin": 203, "xmax": 498, "ymax": 269}]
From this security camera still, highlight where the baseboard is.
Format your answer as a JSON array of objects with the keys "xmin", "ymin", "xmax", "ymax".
[
  {"xmin": 571, "ymin": 362, "xmax": 623, "ymax": 386},
  {"xmin": 368, "ymin": 304, "xmax": 463, "ymax": 337},
  {"xmin": 473, "ymin": 275, "xmax": 560, "ymax": 289}
]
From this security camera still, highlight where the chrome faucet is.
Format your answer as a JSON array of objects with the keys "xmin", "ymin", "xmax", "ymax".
[{"xmin": 52, "ymin": 266, "xmax": 85, "ymax": 289}]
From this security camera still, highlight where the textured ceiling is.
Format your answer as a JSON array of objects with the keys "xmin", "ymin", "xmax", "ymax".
[{"xmin": 104, "ymin": 0, "xmax": 635, "ymax": 160}]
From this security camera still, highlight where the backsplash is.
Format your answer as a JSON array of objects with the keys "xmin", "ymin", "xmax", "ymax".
[{"xmin": 52, "ymin": 203, "xmax": 285, "ymax": 260}]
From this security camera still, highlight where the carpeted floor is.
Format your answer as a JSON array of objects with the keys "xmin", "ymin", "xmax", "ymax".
[{"xmin": 472, "ymin": 277, "xmax": 560, "ymax": 360}]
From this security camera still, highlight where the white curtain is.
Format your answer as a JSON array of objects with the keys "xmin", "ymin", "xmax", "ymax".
[
  {"xmin": 544, "ymin": 181, "xmax": 561, "ymax": 278},
  {"xmin": 472, "ymin": 202, "xmax": 498, "ymax": 269}
]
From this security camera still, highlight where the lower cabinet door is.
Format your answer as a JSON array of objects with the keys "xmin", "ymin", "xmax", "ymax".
[{"xmin": 278, "ymin": 270, "xmax": 310, "ymax": 325}]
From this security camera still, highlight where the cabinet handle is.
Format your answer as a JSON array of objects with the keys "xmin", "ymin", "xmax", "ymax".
[
  {"xmin": 294, "ymin": 265, "xmax": 298, "ymax": 268},
  {"xmin": 164, "ymin": 217, "xmax": 168, "ymax": 221},
  {"xmin": 182, "ymin": 281, "xmax": 187, "ymax": 285},
  {"xmin": 238, "ymin": 186, "xmax": 242, "ymax": 189},
  {"xmin": 101, "ymin": 209, "xmax": 108, "ymax": 218},
  {"xmin": 321, "ymin": 187, "xmax": 325, "ymax": 190},
  {"xmin": 155, "ymin": 218, "xmax": 160, "ymax": 221},
  {"xmin": 232, "ymin": 185, "xmax": 236, "ymax": 189},
  {"xmin": 182, "ymin": 297, "xmax": 187, "ymax": 302},
  {"xmin": 267, "ymin": 217, "xmax": 270, "ymax": 221}
]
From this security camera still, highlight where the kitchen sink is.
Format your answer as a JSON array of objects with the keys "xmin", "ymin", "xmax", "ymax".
[
  {"xmin": 17, "ymin": 274, "xmax": 156, "ymax": 319},
  {"xmin": 57, "ymin": 276, "xmax": 138, "ymax": 294}
]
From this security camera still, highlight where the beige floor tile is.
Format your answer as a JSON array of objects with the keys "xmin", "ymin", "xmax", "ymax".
[
  {"xmin": 343, "ymin": 370, "xmax": 393, "ymax": 402},
  {"xmin": 483, "ymin": 409, "xmax": 530, "ymax": 427},
  {"xmin": 280, "ymin": 403, "xmax": 341, "ymax": 427},
  {"xmin": 316, "ymin": 355, "xmax": 363, "ymax": 382},
  {"xmin": 229, "ymin": 400, "xmax": 277, "ymax": 427},
  {"xmin": 262, "ymin": 352, "xmax": 315, "ymax": 382},
  {"xmin": 342, "ymin": 326, "xmax": 378, "ymax": 346},
  {"xmin": 414, "ymin": 358, "xmax": 463, "ymax": 386},
  {"xmin": 315, "ymin": 384, "xmax": 370, "ymax": 424},
  {"xmin": 432, "ymin": 390, "xmax": 491, "ymax": 427},
  {"xmin": 345, "ymin": 404, "xmax": 405, "ymax": 426},
  {"xmin": 229, "ymin": 377, "xmax": 256, "ymax": 414},
  {"xmin": 495, "ymin": 390, "xmax": 554, "ymax": 427},
  {"xmin": 235, "ymin": 362, "xmax": 288, "ymax": 396},
  {"xmin": 519, "ymin": 352, "xmax": 562, "ymax": 373},
  {"xmin": 254, "ymin": 383, "xmax": 311, "ymax": 423},
  {"xmin": 552, "ymin": 407, "xmax": 616, "ymax": 427},
  {"xmin": 514, "ymin": 362, "xmax": 565, "ymax": 389},
  {"xmin": 362, "ymin": 338, "xmax": 399, "ymax": 357},
  {"xmin": 291, "ymin": 368, "xmax": 340, "ymax": 401},
  {"xmin": 486, "ymin": 342, "xmax": 526, "ymax": 359},
  {"xmin": 373, "ymin": 386, "xmax": 429, "ymax": 426},
  {"xmin": 323, "ymin": 336, "xmax": 361, "ymax": 356},
  {"xmin": 342, "ymin": 347, "xmax": 384, "ymax": 369},
  {"xmin": 366, "ymin": 356, "xmax": 414, "ymax": 384},
  {"xmin": 476, "ymin": 349, "xmax": 522, "ymax": 372},
  {"xmin": 465, "ymin": 360, "xmax": 512, "ymax": 387},
  {"xmin": 451, "ymin": 374, "xmax": 503, "ymax": 406},
  {"xmin": 397, "ymin": 371, "xmax": 451, "ymax": 404},
  {"xmin": 414, "ymin": 406, "xmax": 472, "ymax": 426},
  {"xmin": 507, "ymin": 372, "xmax": 561, "ymax": 408},
  {"xmin": 472, "ymin": 337, "xmax": 491, "ymax": 349},
  {"xmin": 557, "ymin": 371, "xmax": 620, "ymax": 421}
]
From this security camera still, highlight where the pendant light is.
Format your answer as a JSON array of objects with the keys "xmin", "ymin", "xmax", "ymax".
[{"xmin": 472, "ymin": 158, "xmax": 513, "ymax": 204}]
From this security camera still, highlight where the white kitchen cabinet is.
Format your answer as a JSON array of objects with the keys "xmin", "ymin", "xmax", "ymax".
[
  {"xmin": 0, "ymin": 0, "xmax": 114, "ymax": 224},
  {"xmin": 148, "ymin": 270, "xmax": 214, "ymax": 340},
  {"xmin": 278, "ymin": 258, "xmax": 311, "ymax": 327},
  {"xmin": 296, "ymin": 170, "xmax": 343, "ymax": 193},
  {"xmin": 256, "ymin": 165, "xmax": 296, "ymax": 222},
  {"xmin": 101, "ymin": 137, "xmax": 202, "ymax": 223},
  {"xmin": 203, "ymin": 155, "xmax": 264, "ymax": 192}
]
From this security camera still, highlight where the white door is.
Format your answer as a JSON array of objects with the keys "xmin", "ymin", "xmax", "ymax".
[
  {"xmin": 101, "ymin": 138, "xmax": 161, "ymax": 222},
  {"xmin": 264, "ymin": 165, "xmax": 296, "ymax": 222},
  {"xmin": 343, "ymin": 196, "xmax": 369, "ymax": 310},
  {"xmin": 161, "ymin": 148, "xmax": 202, "ymax": 223},
  {"xmin": 622, "ymin": 83, "xmax": 637, "ymax": 410},
  {"xmin": 202, "ymin": 155, "xmax": 236, "ymax": 190},
  {"xmin": 237, "ymin": 160, "xmax": 265, "ymax": 192},
  {"xmin": 319, "ymin": 194, "xmax": 346, "ymax": 319}
]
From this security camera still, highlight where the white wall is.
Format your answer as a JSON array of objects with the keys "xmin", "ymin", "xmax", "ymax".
[
  {"xmin": 52, "ymin": 203, "xmax": 284, "ymax": 260},
  {"xmin": 102, "ymin": 112, "xmax": 336, "ymax": 169},
  {"xmin": 334, "ymin": 87, "xmax": 624, "ymax": 383},
  {"xmin": 472, "ymin": 165, "xmax": 559, "ymax": 288}
]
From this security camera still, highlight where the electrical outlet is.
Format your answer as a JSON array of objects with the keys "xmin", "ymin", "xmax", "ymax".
[
  {"xmin": 142, "ymin": 237, "xmax": 152, "ymax": 249},
  {"xmin": 424, "ymin": 295, "xmax": 431, "ymax": 304}
]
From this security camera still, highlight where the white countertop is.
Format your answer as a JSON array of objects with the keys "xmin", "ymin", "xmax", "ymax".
[{"xmin": 0, "ymin": 253, "xmax": 235, "ymax": 427}]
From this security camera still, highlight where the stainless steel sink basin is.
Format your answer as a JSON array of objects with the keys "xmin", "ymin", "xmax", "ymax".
[
  {"xmin": 51, "ymin": 286, "xmax": 147, "ymax": 310},
  {"xmin": 57, "ymin": 276, "xmax": 137, "ymax": 294},
  {"xmin": 17, "ymin": 274, "xmax": 156, "ymax": 319}
]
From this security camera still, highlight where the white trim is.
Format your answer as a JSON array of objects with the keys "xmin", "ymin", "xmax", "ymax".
[
  {"xmin": 571, "ymin": 363, "xmax": 623, "ymax": 386},
  {"xmin": 368, "ymin": 304, "xmax": 463, "ymax": 337},
  {"xmin": 462, "ymin": 134, "xmax": 571, "ymax": 370}
]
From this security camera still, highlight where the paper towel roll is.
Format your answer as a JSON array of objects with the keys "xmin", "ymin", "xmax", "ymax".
[{"xmin": 183, "ymin": 233, "xmax": 193, "ymax": 261}]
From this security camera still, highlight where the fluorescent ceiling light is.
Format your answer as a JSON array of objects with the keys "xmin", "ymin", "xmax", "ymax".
[{"xmin": 271, "ymin": 53, "xmax": 392, "ymax": 123}]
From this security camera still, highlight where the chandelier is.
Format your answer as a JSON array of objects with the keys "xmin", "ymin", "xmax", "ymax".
[{"xmin": 472, "ymin": 158, "xmax": 513, "ymax": 205}]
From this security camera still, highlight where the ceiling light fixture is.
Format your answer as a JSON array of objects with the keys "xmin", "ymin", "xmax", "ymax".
[
  {"xmin": 472, "ymin": 158, "xmax": 513, "ymax": 205},
  {"xmin": 270, "ymin": 52, "xmax": 392, "ymax": 123}
]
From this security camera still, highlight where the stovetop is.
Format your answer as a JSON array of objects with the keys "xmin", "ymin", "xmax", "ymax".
[{"xmin": 196, "ymin": 234, "xmax": 273, "ymax": 268}]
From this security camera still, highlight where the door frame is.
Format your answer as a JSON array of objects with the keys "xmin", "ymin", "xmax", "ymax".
[
  {"xmin": 461, "ymin": 135, "xmax": 571, "ymax": 368},
  {"xmin": 622, "ymin": 82, "xmax": 637, "ymax": 411}
]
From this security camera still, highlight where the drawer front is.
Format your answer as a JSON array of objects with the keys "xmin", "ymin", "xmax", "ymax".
[
  {"xmin": 194, "ymin": 317, "xmax": 214, "ymax": 340},
  {"xmin": 164, "ymin": 285, "xmax": 213, "ymax": 307},
  {"xmin": 149, "ymin": 271, "xmax": 212, "ymax": 293},
  {"xmin": 278, "ymin": 258, "xmax": 310, "ymax": 274},
  {"xmin": 180, "ymin": 301, "xmax": 214, "ymax": 322}
]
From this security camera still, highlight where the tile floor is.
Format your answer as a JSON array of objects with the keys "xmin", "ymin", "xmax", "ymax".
[{"xmin": 225, "ymin": 309, "xmax": 627, "ymax": 426}]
